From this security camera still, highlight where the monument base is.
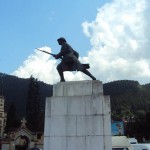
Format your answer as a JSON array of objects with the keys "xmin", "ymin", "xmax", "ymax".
[{"xmin": 44, "ymin": 80, "xmax": 111, "ymax": 150}]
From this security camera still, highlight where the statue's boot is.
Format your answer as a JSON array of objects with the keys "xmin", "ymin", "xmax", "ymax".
[
  {"xmin": 81, "ymin": 69, "xmax": 96, "ymax": 80},
  {"xmin": 58, "ymin": 70, "xmax": 65, "ymax": 82}
]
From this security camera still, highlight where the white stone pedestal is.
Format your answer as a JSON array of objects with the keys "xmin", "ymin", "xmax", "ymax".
[{"xmin": 44, "ymin": 80, "xmax": 111, "ymax": 150}]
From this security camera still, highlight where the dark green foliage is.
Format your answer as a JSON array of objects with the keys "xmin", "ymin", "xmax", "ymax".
[
  {"xmin": 103, "ymin": 80, "xmax": 150, "ymax": 119},
  {"xmin": 26, "ymin": 76, "xmax": 42, "ymax": 132},
  {"xmin": 125, "ymin": 110, "xmax": 150, "ymax": 142},
  {"xmin": 0, "ymin": 72, "xmax": 52, "ymax": 117},
  {"xmin": 103, "ymin": 80, "xmax": 150, "ymax": 141},
  {"xmin": 103, "ymin": 80, "xmax": 140, "ymax": 96},
  {"xmin": 5, "ymin": 102, "xmax": 20, "ymax": 132}
]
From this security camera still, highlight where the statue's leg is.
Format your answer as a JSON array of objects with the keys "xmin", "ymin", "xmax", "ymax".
[
  {"xmin": 57, "ymin": 64, "xmax": 65, "ymax": 82},
  {"xmin": 81, "ymin": 69, "xmax": 96, "ymax": 80},
  {"xmin": 58, "ymin": 70, "xmax": 65, "ymax": 82}
]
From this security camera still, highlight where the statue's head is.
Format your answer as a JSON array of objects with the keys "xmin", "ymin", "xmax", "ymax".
[{"xmin": 57, "ymin": 37, "xmax": 66, "ymax": 45}]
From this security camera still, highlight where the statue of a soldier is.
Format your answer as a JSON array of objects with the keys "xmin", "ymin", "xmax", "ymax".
[{"xmin": 53, "ymin": 37, "xmax": 96, "ymax": 82}]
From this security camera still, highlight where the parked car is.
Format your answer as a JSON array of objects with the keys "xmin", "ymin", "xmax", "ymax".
[
  {"xmin": 131, "ymin": 144, "xmax": 150, "ymax": 150},
  {"xmin": 112, "ymin": 136, "xmax": 134, "ymax": 150},
  {"xmin": 128, "ymin": 138, "xmax": 138, "ymax": 144}
]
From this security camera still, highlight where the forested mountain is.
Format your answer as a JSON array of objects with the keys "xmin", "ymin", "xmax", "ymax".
[
  {"xmin": 0, "ymin": 72, "xmax": 150, "ymax": 119},
  {"xmin": 103, "ymin": 80, "xmax": 150, "ymax": 140},
  {"xmin": 0, "ymin": 73, "xmax": 52, "ymax": 117},
  {"xmin": 103, "ymin": 80, "xmax": 150, "ymax": 120}
]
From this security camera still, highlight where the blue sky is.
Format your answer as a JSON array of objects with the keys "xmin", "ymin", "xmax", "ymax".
[
  {"xmin": 1, "ymin": 0, "xmax": 150, "ymax": 84},
  {"xmin": 0, "ymin": 0, "xmax": 110, "ymax": 73}
]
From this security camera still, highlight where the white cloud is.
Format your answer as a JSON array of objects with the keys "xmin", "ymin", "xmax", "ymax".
[
  {"xmin": 12, "ymin": 0, "xmax": 150, "ymax": 84},
  {"xmin": 82, "ymin": 0, "xmax": 150, "ymax": 84},
  {"xmin": 12, "ymin": 47, "xmax": 58, "ymax": 84}
]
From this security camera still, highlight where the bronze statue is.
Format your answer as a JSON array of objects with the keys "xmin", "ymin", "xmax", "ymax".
[{"xmin": 53, "ymin": 37, "xmax": 96, "ymax": 82}]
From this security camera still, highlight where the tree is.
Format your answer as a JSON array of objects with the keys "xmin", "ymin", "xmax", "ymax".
[
  {"xmin": 5, "ymin": 102, "xmax": 20, "ymax": 133},
  {"xmin": 26, "ymin": 76, "xmax": 42, "ymax": 132}
]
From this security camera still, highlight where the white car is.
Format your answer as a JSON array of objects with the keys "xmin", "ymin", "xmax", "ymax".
[
  {"xmin": 131, "ymin": 144, "xmax": 150, "ymax": 150},
  {"xmin": 112, "ymin": 136, "xmax": 134, "ymax": 150}
]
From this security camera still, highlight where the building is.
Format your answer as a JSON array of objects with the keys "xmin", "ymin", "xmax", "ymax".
[
  {"xmin": 1, "ymin": 118, "xmax": 43, "ymax": 150},
  {"xmin": 0, "ymin": 96, "xmax": 7, "ymax": 137}
]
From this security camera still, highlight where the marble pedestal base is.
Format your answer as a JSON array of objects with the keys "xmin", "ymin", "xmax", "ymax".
[{"xmin": 44, "ymin": 80, "xmax": 111, "ymax": 150}]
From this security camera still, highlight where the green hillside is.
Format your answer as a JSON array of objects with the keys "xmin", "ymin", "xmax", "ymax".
[{"xmin": 0, "ymin": 73, "xmax": 52, "ymax": 117}]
